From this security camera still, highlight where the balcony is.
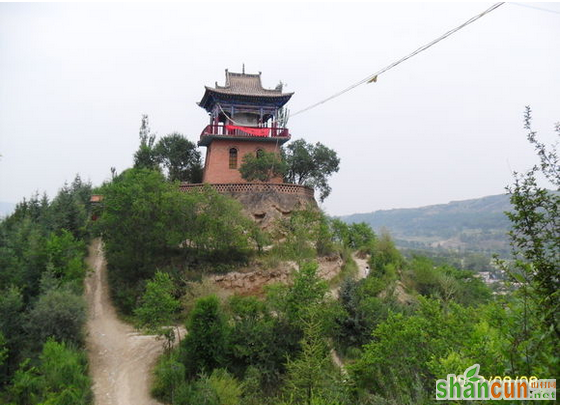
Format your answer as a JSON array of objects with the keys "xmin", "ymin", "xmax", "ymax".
[{"xmin": 198, "ymin": 124, "xmax": 290, "ymax": 146}]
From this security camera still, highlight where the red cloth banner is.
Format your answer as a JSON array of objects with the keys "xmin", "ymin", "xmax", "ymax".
[{"xmin": 225, "ymin": 125, "xmax": 269, "ymax": 137}]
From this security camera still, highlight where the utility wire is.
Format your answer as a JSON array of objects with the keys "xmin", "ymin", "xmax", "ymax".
[
  {"xmin": 510, "ymin": 2, "xmax": 560, "ymax": 15},
  {"xmin": 290, "ymin": 2, "xmax": 505, "ymax": 118}
]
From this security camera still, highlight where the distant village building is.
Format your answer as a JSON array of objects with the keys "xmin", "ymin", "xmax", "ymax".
[{"xmin": 196, "ymin": 69, "xmax": 293, "ymax": 184}]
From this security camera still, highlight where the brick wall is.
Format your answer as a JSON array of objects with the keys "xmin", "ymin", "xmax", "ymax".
[{"xmin": 202, "ymin": 138, "xmax": 283, "ymax": 183}]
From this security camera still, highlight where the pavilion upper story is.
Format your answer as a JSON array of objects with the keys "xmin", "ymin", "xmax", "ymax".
[{"xmin": 197, "ymin": 69, "xmax": 293, "ymax": 146}]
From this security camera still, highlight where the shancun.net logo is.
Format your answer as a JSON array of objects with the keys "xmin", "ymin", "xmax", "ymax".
[{"xmin": 435, "ymin": 364, "xmax": 557, "ymax": 400}]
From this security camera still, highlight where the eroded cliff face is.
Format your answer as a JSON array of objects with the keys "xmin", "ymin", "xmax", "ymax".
[
  {"xmin": 209, "ymin": 254, "xmax": 343, "ymax": 296},
  {"xmin": 225, "ymin": 188, "xmax": 318, "ymax": 229}
]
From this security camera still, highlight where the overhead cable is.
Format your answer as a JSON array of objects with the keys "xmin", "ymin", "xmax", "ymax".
[
  {"xmin": 290, "ymin": 2, "xmax": 505, "ymax": 118},
  {"xmin": 510, "ymin": 2, "xmax": 560, "ymax": 15}
]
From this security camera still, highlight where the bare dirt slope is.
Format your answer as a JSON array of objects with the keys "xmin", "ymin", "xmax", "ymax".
[
  {"xmin": 85, "ymin": 238, "xmax": 175, "ymax": 405},
  {"xmin": 209, "ymin": 255, "xmax": 344, "ymax": 296}
]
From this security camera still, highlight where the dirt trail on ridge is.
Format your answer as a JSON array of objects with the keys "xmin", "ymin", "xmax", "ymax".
[
  {"xmin": 329, "ymin": 253, "xmax": 370, "ymax": 299},
  {"xmin": 330, "ymin": 253, "xmax": 370, "ymax": 369},
  {"xmin": 352, "ymin": 253, "xmax": 370, "ymax": 280},
  {"xmin": 85, "ymin": 238, "xmax": 182, "ymax": 405}
]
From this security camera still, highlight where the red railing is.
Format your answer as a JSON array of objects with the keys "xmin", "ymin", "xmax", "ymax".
[{"xmin": 200, "ymin": 124, "xmax": 290, "ymax": 139}]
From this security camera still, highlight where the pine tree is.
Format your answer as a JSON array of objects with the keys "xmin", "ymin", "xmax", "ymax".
[
  {"xmin": 284, "ymin": 314, "xmax": 333, "ymax": 405},
  {"xmin": 133, "ymin": 114, "xmax": 158, "ymax": 170}
]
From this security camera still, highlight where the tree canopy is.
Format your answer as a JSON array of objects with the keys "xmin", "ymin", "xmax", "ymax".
[
  {"xmin": 283, "ymin": 139, "xmax": 340, "ymax": 202},
  {"xmin": 134, "ymin": 114, "xmax": 158, "ymax": 170},
  {"xmin": 0, "ymin": 176, "xmax": 92, "ymax": 403},
  {"xmin": 96, "ymin": 168, "xmax": 258, "ymax": 313},
  {"xmin": 154, "ymin": 132, "xmax": 203, "ymax": 183},
  {"xmin": 497, "ymin": 106, "xmax": 560, "ymax": 376},
  {"xmin": 239, "ymin": 151, "xmax": 287, "ymax": 182},
  {"xmin": 133, "ymin": 115, "xmax": 203, "ymax": 183}
]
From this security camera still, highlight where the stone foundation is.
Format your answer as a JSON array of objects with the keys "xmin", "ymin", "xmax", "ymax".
[{"xmin": 180, "ymin": 183, "xmax": 317, "ymax": 228}]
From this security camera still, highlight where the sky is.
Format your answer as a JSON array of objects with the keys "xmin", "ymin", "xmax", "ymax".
[{"xmin": 0, "ymin": 2, "xmax": 559, "ymax": 216}]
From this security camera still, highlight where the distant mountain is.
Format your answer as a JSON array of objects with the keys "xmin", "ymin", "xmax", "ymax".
[
  {"xmin": 341, "ymin": 194, "xmax": 513, "ymax": 254},
  {"xmin": 0, "ymin": 202, "xmax": 16, "ymax": 218}
]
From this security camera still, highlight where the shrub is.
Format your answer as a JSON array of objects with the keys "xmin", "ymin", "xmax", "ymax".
[
  {"xmin": 26, "ymin": 287, "xmax": 86, "ymax": 348},
  {"xmin": 182, "ymin": 296, "xmax": 228, "ymax": 377}
]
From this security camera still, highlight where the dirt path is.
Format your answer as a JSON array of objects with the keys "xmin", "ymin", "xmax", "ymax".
[
  {"xmin": 330, "ymin": 253, "xmax": 370, "ymax": 368},
  {"xmin": 352, "ymin": 253, "xmax": 370, "ymax": 280},
  {"xmin": 330, "ymin": 253, "xmax": 370, "ymax": 299},
  {"xmin": 85, "ymin": 238, "xmax": 180, "ymax": 405}
]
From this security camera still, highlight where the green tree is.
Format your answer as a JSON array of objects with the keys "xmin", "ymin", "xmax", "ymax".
[
  {"xmin": 38, "ymin": 339, "xmax": 92, "ymax": 405},
  {"xmin": 350, "ymin": 298, "xmax": 505, "ymax": 404},
  {"xmin": 329, "ymin": 219, "xmax": 350, "ymax": 247},
  {"xmin": 239, "ymin": 150, "xmax": 287, "ymax": 182},
  {"xmin": 47, "ymin": 177, "xmax": 91, "ymax": 239},
  {"xmin": 8, "ymin": 359, "xmax": 44, "ymax": 405},
  {"xmin": 151, "ymin": 351, "xmax": 186, "ymax": 403},
  {"xmin": 369, "ymin": 230, "xmax": 403, "ymax": 274},
  {"xmin": 44, "ymin": 229, "xmax": 87, "ymax": 284},
  {"xmin": 134, "ymin": 114, "xmax": 158, "ymax": 170},
  {"xmin": 0, "ymin": 217, "xmax": 49, "ymax": 302},
  {"xmin": 335, "ymin": 277, "xmax": 399, "ymax": 350},
  {"xmin": 0, "ymin": 175, "xmax": 92, "ymax": 399},
  {"xmin": 135, "ymin": 271, "xmax": 180, "ymax": 350},
  {"xmin": 0, "ymin": 286, "xmax": 25, "ymax": 384},
  {"xmin": 135, "ymin": 271, "xmax": 179, "ymax": 330},
  {"xmin": 331, "ymin": 220, "xmax": 376, "ymax": 251},
  {"xmin": 97, "ymin": 169, "xmax": 256, "ymax": 312},
  {"xmin": 226, "ymin": 296, "xmax": 297, "ymax": 386},
  {"xmin": 7, "ymin": 339, "xmax": 91, "ymax": 405},
  {"xmin": 283, "ymin": 315, "xmax": 335, "ymax": 405},
  {"xmin": 172, "ymin": 370, "xmax": 242, "ymax": 405},
  {"xmin": 26, "ymin": 286, "xmax": 86, "ymax": 348},
  {"xmin": 206, "ymin": 369, "xmax": 243, "ymax": 405},
  {"xmin": 188, "ymin": 187, "xmax": 254, "ymax": 260},
  {"xmin": 347, "ymin": 222, "xmax": 376, "ymax": 251},
  {"xmin": 275, "ymin": 208, "xmax": 334, "ymax": 260},
  {"xmin": 0, "ymin": 333, "xmax": 7, "ymax": 369},
  {"xmin": 182, "ymin": 295, "xmax": 228, "ymax": 377},
  {"xmin": 154, "ymin": 132, "xmax": 203, "ymax": 183},
  {"xmin": 273, "ymin": 261, "xmax": 329, "ymax": 325},
  {"xmin": 497, "ymin": 107, "xmax": 560, "ymax": 377},
  {"xmin": 283, "ymin": 139, "xmax": 340, "ymax": 202},
  {"xmin": 97, "ymin": 169, "xmax": 183, "ymax": 301}
]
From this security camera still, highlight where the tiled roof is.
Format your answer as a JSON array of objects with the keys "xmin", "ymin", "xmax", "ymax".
[
  {"xmin": 207, "ymin": 70, "xmax": 293, "ymax": 97},
  {"xmin": 198, "ymin": 70, "xmax": 294, "ymax": 112}
]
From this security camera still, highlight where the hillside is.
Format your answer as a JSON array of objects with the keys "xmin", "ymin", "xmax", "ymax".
[{"xmin": 341, "ymin": 193, "xmax": 513, "ymax": 254}]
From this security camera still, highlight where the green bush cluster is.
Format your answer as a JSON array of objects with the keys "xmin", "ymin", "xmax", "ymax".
[
  {"xmin": 93, "ymin": 162, "xmax": 556, "ymax": 405},
  {"xmin": 0, "ymin": 176, "xmax": 92, "ymax": 404},
  {"xmin": 96, "ymin": 168, "xmax": 260, "ymax": 313},
  {"xmin": 152, "ymin": 262, "xmax": 341, "ymax": 405},
  {"xmin": 151, "ymin": 248, "xmax": 504, "ymax": 405}
]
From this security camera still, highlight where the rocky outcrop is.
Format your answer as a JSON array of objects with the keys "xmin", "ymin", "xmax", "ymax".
[
  {"xmin": 225, "ymin": 187, "xmax": 317, "ymax": 229},
  {"xmin": 180, "ymin": 183, "xmax": 318, "ymax": 229}
]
